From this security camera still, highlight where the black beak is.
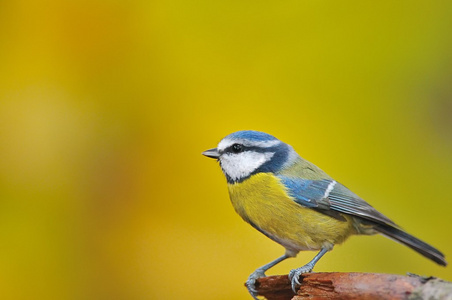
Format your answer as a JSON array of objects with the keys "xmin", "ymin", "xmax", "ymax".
[{"xmin": 202, "ymin": 148, "xmax": 220, "ymax": 159}]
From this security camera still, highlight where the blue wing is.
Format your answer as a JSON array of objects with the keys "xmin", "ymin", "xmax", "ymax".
[{"xmin": 278, "ymin": 176, "xmax": 396, "ymax": 226}]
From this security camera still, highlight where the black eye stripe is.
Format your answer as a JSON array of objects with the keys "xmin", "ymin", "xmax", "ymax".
[
  {"xmin": 232, "ymin": 143, "xmax": 243, "ymax": 153},
  {"xmin": 223, "ymin": 144, "xmax": 279, "ymax": 154},
  {"xmin": 224, "ymin": 144, "xmax": 244, "ymax": 153}
]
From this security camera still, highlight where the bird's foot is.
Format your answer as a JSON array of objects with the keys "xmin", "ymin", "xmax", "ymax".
[
  {"xmin": 246, "ymin": 268, "xmax": 266, "ymax": 300},
  {"xmin": 288, "ymin": 264, "xmax": 313, "ymax": 293}
]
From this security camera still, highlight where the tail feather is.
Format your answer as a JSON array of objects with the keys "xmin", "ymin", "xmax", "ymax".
[{"xmin": 375, "ymin": 224, "xmax": 447, "ymax": 266}]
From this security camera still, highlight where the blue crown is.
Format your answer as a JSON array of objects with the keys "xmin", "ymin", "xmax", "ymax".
[{"xmin": 226, "ymin": 130, "xmax": 278, "ymax": 142}]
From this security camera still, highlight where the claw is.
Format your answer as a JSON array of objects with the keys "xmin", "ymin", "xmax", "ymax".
[
  {"xmin": 245, "ymin": 269, "xmax": 266, "ymax": 300},
  {"xmin": 288, "ymin": 265, "xmax": 313, "ymax": 293}
]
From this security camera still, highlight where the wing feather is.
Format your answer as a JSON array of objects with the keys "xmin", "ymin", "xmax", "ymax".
[{"xmin": 278, "ymin": 176, "xmax": 397, "ymax": 227}]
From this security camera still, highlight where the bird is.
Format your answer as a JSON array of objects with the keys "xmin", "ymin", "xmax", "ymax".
[{"xmin": 202, "ymin": 130, "xmax": 447, "ymax": 299}]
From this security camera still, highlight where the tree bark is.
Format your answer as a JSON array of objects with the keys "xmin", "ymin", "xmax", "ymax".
[{"xmin": 253, "ymin": 272, "xmax": 452, "ymax": 300}]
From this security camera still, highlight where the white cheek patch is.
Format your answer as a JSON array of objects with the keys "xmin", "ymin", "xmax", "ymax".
[{"xmin": 220, "ymin": 151, "xmax": 275, "ymax": 181}]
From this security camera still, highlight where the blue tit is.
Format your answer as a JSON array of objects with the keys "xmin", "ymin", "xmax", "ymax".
[{"xmin": 202, "ymin": 130, "xmax": 447, "ymax": 299}]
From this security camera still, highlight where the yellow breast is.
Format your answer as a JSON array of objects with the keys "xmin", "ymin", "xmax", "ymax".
[{"xmin": 228, "ymin": 173, "xmax": 354, "ymax": 252}]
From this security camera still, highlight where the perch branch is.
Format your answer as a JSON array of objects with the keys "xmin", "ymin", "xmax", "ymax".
[{"xmin": 252, "ymin": 272, "xmax": 452, "ymax": 300}]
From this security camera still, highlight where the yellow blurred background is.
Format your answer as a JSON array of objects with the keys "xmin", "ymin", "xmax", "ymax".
[{"xmin": 1, "ymin": 1, "xmax": 451, "ymax": 299}]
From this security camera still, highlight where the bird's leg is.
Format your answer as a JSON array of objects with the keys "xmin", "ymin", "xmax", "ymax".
[
  {"xmin": 288, "ymin": 247, "xmax": 329, "ymax": 293},
  {"xmin": 246, "ymin": 254, "xmax": 291, "ymax": 300}
]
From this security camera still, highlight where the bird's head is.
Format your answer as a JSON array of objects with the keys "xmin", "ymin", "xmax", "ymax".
[{"xmin": 202, "ymin": 130, "xmax": 298, "ymax": 183}]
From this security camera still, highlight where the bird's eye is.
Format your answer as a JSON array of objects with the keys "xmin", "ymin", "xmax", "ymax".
[{"xmin": 232, "ymin": 143, "xmax": 243, "ymax": 153}]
